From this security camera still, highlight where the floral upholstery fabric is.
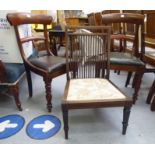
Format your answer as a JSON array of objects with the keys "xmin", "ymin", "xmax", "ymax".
[{"xmin": 67, "ymin": 78, "xmax": 126, "ymax": 101}]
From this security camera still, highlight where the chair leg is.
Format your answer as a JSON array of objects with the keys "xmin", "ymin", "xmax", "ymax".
[
  {"xmin": 132, "ymin": 73, "xmax": 137, "ymax": 88},
  {"xmin": 62, "ymin": 105, "xmax": 69, "ymax": 139},
  {"xmin": 125, "ymin": 72, "xmax": 132, "ymax": 87},
  {"xmin": 117, "ymin": 70, "xmax": 120, "ymax": 75},
  {"xmin": 132, "ymin": 71, "xmax": 144, "ymax": 104},
  {"xmin": 43, "ymin": 76, "xmax": 52, "ymax": 112},
  {"xmin": 151, "ymin": 95, "xmax": 155, "ymax": 111},
  {"xmin": 25, "ymin": 67, "xmax": 33, "ymax": 97},
  {"xmin": 122, "ymin": 105, "xmax": 131, "ymax": 135},
  {"xmin": 146, "ymin": 80, "xmax": 155, "ymax": 104},
  {"xmin": 9, "ymin": 85, "xmax": 22, "ymax": 111}
]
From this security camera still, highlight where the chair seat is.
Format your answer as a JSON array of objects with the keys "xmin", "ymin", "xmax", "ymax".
[
  {"xmin": 4, "ymin": 63, "xmax": 25, "ymax": 83},
  {"xmin": 65, "ymin": 78, "xmax": 126, "ymax": 102},
  {"xmin": 30, "ymin": 55, "xmax": 66, "ymax": 73},
  {"xmin": 110, "ymin": 52, "xmax": 145, "ymax": 66}
]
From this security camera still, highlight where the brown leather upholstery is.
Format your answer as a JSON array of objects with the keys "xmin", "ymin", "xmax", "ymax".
[
  {"xmin": 110, "ymin": 52, "xmax": 145, "ymax": 66},
  {"xmin": 30, "ymin": 56, "xmax": 66, "ymax": 73}
]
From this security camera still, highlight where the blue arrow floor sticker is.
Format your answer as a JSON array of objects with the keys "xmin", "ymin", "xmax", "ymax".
[
  {"xmin": 0, "ymin": 114, "xmax": 25, "ymax": 139},
  {"xmin": 26, "ymin": 115, "xmax": 61, "ymax": 140}
]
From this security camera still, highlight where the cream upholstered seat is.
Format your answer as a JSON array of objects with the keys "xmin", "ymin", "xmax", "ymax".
[
  {"xmin": 66, "ymin": 79, "xmax": 126, "ymax": 101},
  {"xmin": 61, "ymin": 26, "xmax": 133, "ymax": 139}
]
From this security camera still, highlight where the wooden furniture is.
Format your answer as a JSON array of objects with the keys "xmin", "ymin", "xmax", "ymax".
[
  {"xmin": 61, "ymin": 26, "xmax": 133, "ymax": 139},
  {"xmin": 147, "ymin": 79, "xmax": 155, "ymax": 111},
  {"xmin": 7, "ymin": 12, "xmax": 66, "ymax": 112},
  {"xmin": 87, "ymin": 13, "xmax": 96, "ymax": 26},
  {"xmin": 124, "ymin": 11, "xmax": 155, "ymax": 98},
  {"xmin": 144, "ymin": 52, "xmax": 155, "ymax": 111},
  {"xmin": 0, "ymin": 60, "xmax": 28, "ymax": 111},
  {"xmin": 94, "ymin": 12, "xmax": 102, "ymax": 26},
  {"xmin": 65, "ymin": 17, "xmax": 88, "ymax": 26},
  {"xmin": 143, "ymin": 10, "xmax": 155, "ymax": 48},
  {"xmin": 102, "ymin": 13, "xmax": 145, "ymax": 104},
  {"xmin": 49, "ymin": 25, "xmax": 65, "ymax": 56},
  {"xmin": 141, "ymin": 11, "xmax": 155, "ymax": 110}
]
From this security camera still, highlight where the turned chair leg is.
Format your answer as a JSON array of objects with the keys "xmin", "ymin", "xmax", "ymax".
[
  {"xmin": 62, "ymin": 105, "xmax": 69, "ymax": 139},
  {"xmin": 9, "ymin": 85, "xmax": 22, "ymax": 111},
  {"xmin": 25, "ymin": 67, "xmax": 33, "ymax": 97},
  {"xmin": 43, "ymin": 76, "xmax": 52, "ymax": 112},
  {"xmin": 122, "ymin": 105, "xmax": 131, "ymax": 135}
]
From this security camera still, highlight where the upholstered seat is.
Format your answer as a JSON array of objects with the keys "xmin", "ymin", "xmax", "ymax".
[
  {"xmin": 110, "ymin": 52, "xmax": 145, "ymax": 66},
  {"xmin": 30, "ymin": 56, "xmax": 66, "ymax": 73},
  {"xmin": 66, "ymin": 79, "xmax": 126, "ymax": 102},
  {"xmin": 4, "ymin": 63, "xmax": 25, "ymax": 83}
]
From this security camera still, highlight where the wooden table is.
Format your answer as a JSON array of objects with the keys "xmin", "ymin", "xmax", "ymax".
[
  {"xmin": 49, "ymin": 29, "xmax": 74, "ymax": 56},
  {"xmin": 49, "ymin": 30, "xmax": 65, "ymax": 56}
]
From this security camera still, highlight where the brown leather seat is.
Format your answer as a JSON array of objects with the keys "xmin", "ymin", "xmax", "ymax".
[{"xmin": 30, "ymin": 56, "xmax": 66, "ymax": 73}]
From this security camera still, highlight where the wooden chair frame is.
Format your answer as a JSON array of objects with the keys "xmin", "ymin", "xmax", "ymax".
[
  {"xmin": 7, "ymin": 12, "xmax": 66, "ymax": 112},
  {"xmin": 61, "ymin": 26, "xmax": 133, "ymax": 139},
  {"xmin": 102, "ymin": 13, "xmax": 146, "ymax": 104}
]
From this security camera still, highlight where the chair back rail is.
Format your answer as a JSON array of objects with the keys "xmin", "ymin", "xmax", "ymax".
[
  {"xmin": 102, "ymin": 13, "xmax": 144, "ymax": 25},
  {"xmin": 7, "ymin": 12, "xmax": 52, "ymax": 25}
]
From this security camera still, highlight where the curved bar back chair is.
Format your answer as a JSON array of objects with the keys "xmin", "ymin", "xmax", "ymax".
[
  {"xmin": 102, "ymin": 13, "xmax": 145, "ymax": 104},
  {"xmin": 7, "ymin": 12, "xmax": 66, "ymax": 112}
]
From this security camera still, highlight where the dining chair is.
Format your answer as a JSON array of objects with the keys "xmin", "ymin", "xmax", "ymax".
[
  {"xmin": 7, "ymin": 12, "xmax": 66, "ymax": 112},
  {"xmin": 0, "ymin": 60, "xmax": 26, "ymax": 111},
  {"xmin": 102, "ymin": 13, "xmax": 145, "ymax": 104},
  {"xmin": 61, "ymin": 26, "xmax": 133, "ymax": 139}
]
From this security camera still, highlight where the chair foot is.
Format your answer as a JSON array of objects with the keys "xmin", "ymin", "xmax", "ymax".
[
  {"xmin": 18, "ymin": 106, "xmax": 23, "ymax": 111},
  {"xmin": 62, "ymin": 105, "xmax": 69, "ymax": 139},
  {"xmin": 9, "ymin": 85, "xmax": 23, "ymax": 111},
  {"xmin": 122, "ymin": 106, "xmax": 131, "ymax": 135}
]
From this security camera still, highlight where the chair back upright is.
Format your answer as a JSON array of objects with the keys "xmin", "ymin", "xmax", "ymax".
[{"xmin": 65, "ymin": 26, "xmax": 111, "ymax": 80}]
